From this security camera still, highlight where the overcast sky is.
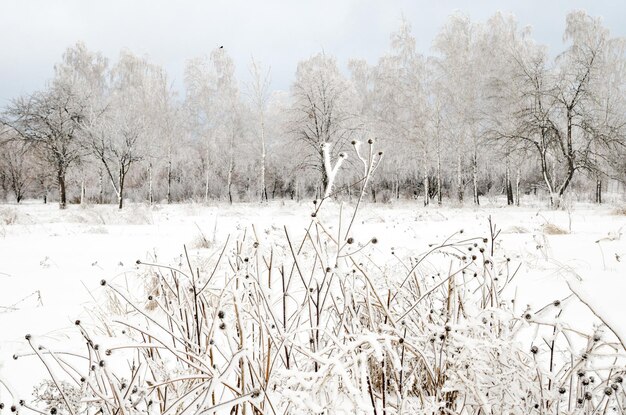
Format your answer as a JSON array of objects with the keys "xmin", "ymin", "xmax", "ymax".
[{"xmin": 1, "ymin": 0, "xmax": 625, "ymax": 104}]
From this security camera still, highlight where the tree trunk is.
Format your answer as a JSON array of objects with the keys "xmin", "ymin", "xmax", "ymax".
[
  {"xmin": 472, "ymin": 150, "xmax": 479, "ymax": 206},
  {"xmin": 320, "ymin": 162, "xmax": 329, "ymax": 194},
  {"xmin": 227, "ymin": 132, "xmax": 235, "ymax": 204},
  {"xmin": 260, "ymin": 111, "xmax": 267, "ymax": 202},
  {"xmin": 147, "ymin": 162, "xmax": 153, "ymax": 204},
  {"xmin": 99, "ymin": 169, "xmax": 104, "ymax": 204},
  {"xmin": 505, "ymin": 159, "xmax": 514, "ymax": 206},
  {"xmin": 118, "ymin": 167, "xmax": 125, "ymax": 209},
  {"xmin": 437, "ymin": 146, "xmax": 442, "ymax": 206},
  {"xmin": 167, "ymin": 158, "xmax": 172, "ymax": 204},
  {"xmin": 80, "ymin": 179, "xmax": 86, "ymax": 205},
  {"xmin": 423, "ymin": 145, "xmax": 429, "ymax": 207},
  {"xmin": 596, "ymin": 177, "xmax": 602, "ymax": 204},
  {"xmin": 58, "ymin": 170, "xmax": 67, "ymax": 209},
  {"xmin": 515, "ymin": 167, "xmax": 521, "ymax": 206},
  {"xmin": 457, "ymin": 151, "xmax": 463, "ymax": 203},
  {"xmin": 204, "ymin": 145, "xmax": 210, "ymax": 203}
]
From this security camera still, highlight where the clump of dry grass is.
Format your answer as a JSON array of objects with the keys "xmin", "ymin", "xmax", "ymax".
[
  {"xmin": 611, "ymin": 205, "xmax": 626, "ymax": 216},
  {"xmin": 542, "ymin": 222, "xmax": 569, "ymax": 235}
]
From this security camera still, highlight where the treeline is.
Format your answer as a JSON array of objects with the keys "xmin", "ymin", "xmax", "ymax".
[{"xmin": 1, "ymin": 10, "xmax": 625, "ymax": 208}]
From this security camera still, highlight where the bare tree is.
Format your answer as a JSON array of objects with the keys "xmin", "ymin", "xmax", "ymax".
[
  {"xmin": 3, "ymin": 86, "xmax": 86, "ymax": 208},
  {"xmin": 289, "ymin": 53, "xmax": 357, "ymax": 194},
  {"xmin": 499, "ymin": 11, "xmax": 625, "ymax": 207}
]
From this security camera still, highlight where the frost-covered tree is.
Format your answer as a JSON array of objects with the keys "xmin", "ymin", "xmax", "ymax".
[
  {"xmin": 2, "ymin": 43, "xmax": 106, "ymax": 208},
  {"xmin": 2, "ymin": 90, "xmax": 84, "ymax": 208},
  {"xmin": 185, "ymin": 47, "xmax": 242, "ymax": 202},
  {"xmin": 498, "ymin": 11, "xmax": 626, "ymax": 207},
  {"xmin": 372, "ymin": 19, "xmax": 429, "ymax": 204},
  {"xmin": 246, "ymin": 58, "xmax": 271, "ymax": 202},
  {"xmin": 289, "ymin": 53, "xmax": 358, "ymax": 196},
  {"xmin": 82, "ymin": 51, "xmax": 167, "ymax": 209}
]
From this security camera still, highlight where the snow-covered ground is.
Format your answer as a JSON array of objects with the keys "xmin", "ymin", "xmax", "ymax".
[{"xmin": 0, "ymin": 200, "xmax": 625, "ymax": 408}]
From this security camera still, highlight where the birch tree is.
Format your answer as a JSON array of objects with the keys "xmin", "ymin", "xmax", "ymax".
[
  {"xmin": 247, "ymin": 58, "xmax": 271, "ymax": 202},
  {"xmin": 185, "ymin": 47, "xmax": 240, "ymax": 202}
]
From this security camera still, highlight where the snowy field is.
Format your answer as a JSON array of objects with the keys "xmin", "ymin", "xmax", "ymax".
[{"xmin": 0, "ymin": 201, "xmax": 625, "ymax": 413}]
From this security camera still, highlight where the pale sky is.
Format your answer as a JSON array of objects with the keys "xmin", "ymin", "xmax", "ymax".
[{"xmin": 1, "ymin": 0, "xmax": 625, "ymax": 104}]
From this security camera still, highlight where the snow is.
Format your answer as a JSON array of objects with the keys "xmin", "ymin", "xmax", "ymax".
[{"xmin": 0, "ymin": 200, "xmax": 625, "ymax": 409}]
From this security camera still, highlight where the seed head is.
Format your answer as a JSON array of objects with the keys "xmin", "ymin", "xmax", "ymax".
[
  {"xmin": 347, "ymin": 237, "xmax": 354, "ymax": 244},
  {"xmin": 218, "ymin": 310, "xmax": 225, "ymax": 319},
  {"xmin": 604, "ymin": 387, "xmax": 613, "ymax": 396},
  {"xmin": 100, "ymin": 279, "xmax": 107, "ymax": 286},
  {"xmin": 530, "ymin": 345, "xmax": 538, "ymax": 354},
  {"xmin": 584, "ymin": 391, "xmax": 592, "ymax": 400}
]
